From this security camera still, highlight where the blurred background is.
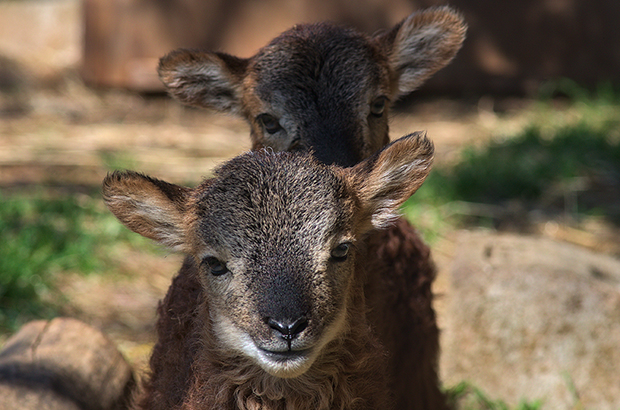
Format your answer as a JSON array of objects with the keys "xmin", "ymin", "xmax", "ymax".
[{"xmin": 1, "ymin": 1, "xmax": 619, "ymax": 409}]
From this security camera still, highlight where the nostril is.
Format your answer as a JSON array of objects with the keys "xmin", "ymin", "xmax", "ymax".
[
  {"xmin": 266, "ymin": 317, "xmax": 286, "ymax": 334},
  {"xmin": 265, "ymin": 317, "xmax": 308, "ymax": 337},
  {"xmin": 289, "ymin": 317, "xmax": 308, "ymax": 335}
]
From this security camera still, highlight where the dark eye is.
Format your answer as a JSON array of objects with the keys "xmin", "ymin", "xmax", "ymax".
[
  {"xmin": 202, "ymin": 256, "xmax": 229, "ymax": 276},
  {"xmin": 257, "ymin": 114, "xmax": 282, "ymax": 134},
  {"xmin": 370, "ymin": 97, "xmax": 387, "ymax": 117},
  {"xmin": 331, "ymin": 243, "xmax": 351, "ymax": 262}
]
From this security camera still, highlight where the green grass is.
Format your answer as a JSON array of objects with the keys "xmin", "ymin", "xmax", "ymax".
[
  {"xmin": 403, "ymin": 84, "xmax": 620, "ymax": 241},
  {"xmin": 436, "ymin": 123, "xmax": 619, "ymax": 203},
  {"xmin": 0, "ymin": 189, "xmax": 151, "ymax": 332},
  {"xmin": 99, "ymin": 150, "xmax": 138, "ymax": 171},
  {"xmin": 446, "ymin": 381, "xmax": 544, "ymax": 410}
]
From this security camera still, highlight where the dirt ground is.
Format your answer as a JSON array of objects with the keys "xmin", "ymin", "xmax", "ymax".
[{"xmin": 2, "ymin": 79, "xmax": 616, "ymax": 376}]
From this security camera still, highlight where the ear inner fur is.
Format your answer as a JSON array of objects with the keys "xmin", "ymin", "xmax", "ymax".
[
  {"xmin": 102, "ymin": 171, "xmax": 192, "ymax": 251},
  {"xmin": 348, "ymin": 132, "xmax": 434, "ymax": 230},
  {"xmin": 375, "ymin": 6, "xmax": 467, "ymax": 95},
  {"xmin": 158, "ymin": 49, "xmax": 249, "ymax": 113}
]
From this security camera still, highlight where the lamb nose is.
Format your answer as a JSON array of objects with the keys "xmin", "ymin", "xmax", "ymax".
[{"xmin": 266, "ymin": 317, "xmax": 308, "ymax": 340}]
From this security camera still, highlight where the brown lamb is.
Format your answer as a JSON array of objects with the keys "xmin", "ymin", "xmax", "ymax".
[
  {"xmin": 144, "ymin": 7, "xmax": 466, "ymax": 410},
  {"xmin": 104, "ymin": 133, "xmax": 434, "ymax": 410}
]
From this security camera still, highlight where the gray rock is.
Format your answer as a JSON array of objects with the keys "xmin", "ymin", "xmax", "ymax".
[
  {"xmin": 440, "ymin": 231, "xmax": 620, "ymax": 410},
  {"xmin": 0, "ymin": 317, "xmax": 135, "ymax": 410}
]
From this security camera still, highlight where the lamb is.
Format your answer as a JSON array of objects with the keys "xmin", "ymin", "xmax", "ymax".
[
  {"xmin": 103, "ymin": 132, "xmax": 434, "ymax": 410},
  {"xmin": 152, "ymin": 8, "xmax": 466, "ymax": 410}
]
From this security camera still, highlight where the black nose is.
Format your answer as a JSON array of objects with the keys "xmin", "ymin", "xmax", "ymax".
[{"xmin": 265, "ymin": 317, "xmax": 309, "ymax": 341}]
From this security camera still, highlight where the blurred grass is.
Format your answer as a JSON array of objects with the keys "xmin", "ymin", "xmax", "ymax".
[
  {"xmin": 99, "ymin": 150, "xmax": 138, "ymax": 171},
  {"xmin": 0, "ymin": 188, "xmax": 152, "ymax": 333},
  {"xmin": 446, "ymin": 381, "xmax": 544, "ymax": 410},
  {"xmin": 404, "ymin": 82, "xmax": 620, "ymax": 242}
]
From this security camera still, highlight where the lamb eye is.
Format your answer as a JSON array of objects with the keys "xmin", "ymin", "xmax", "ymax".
[
  {"xmin": 370, "ymin": 97, "xmax": 387, "ymax": 117},
  {"xmin": 203, "ymin": 257, "xmax": 229, "ymax": 276},
  {"xmin": 257, "ymin": 114, "xmax": 282, "ymax": 134},
  {"xmin": 331, "ymin": 243, "xmax": 351, "ymax": 262}
]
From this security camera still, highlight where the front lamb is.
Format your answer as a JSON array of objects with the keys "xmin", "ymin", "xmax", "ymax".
[{"xmin": 103, "ymin": 132, "xmax": 434, "ymax": 410}]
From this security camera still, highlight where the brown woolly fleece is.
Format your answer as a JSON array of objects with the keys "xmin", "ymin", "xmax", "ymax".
[{"xmin": 134, "ymin": 219, "xmax": 439, "ymax": 410}]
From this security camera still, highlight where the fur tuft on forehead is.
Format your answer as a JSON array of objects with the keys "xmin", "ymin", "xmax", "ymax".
[
  {"xmin": 208, "ymin": 149, "xmax": 346, "ymax": 199},
  {"xmin": 193, "ymin": 149, "xmax": 354, "ymax": 250}
]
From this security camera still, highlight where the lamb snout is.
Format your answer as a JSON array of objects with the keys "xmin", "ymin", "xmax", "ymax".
[{"xmin": 265, "ymin": 316, "xmax": 309, "ymax": 346}]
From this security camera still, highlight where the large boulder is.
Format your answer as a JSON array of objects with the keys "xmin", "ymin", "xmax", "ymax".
[
  {"xmin": 0, "ymin": 317, "xmax": 135, "ymax": 410},
  {"xmin": 441, "ymin": 231, "xmax": 620, "ymax": 410}
]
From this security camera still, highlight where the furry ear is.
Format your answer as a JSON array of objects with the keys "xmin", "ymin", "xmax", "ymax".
[
  {"xmin": 376, "ymin": 6, "xmax": 467, "ymax": 97},
  {"xmin": 102, "ymin": 171, "xmax": 191, "ymax": 251},
  {"xmin": 158, "ymin": 49, "xmax": 249, "ymax": 113},
  {"xmin": 350, "ymin": 131, "xmax": 434, "ymax": 230}
]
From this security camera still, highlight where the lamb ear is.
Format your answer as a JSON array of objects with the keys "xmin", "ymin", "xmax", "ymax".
[
  {"xmin": 376, "ymin": 6, "xmax": 467, "ymax": 97},
  {"xmin": 350, "ymin": 131, "xmax": 434, "ymax": 230},
  {"xmin": 102, "ymin": 171, "xmax": 192, "ymax": 251},
  {"xmin": 158, "ymin": 49, "xmax": 249, "ymax": 113}
]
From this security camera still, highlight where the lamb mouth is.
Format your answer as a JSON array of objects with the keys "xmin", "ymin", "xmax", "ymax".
[
  {"xmin": 258, "ymin": 347, "xmax": 310, "ymax": 362},
  {"xmin": 254, "ymin": 345, "xmax": 318, "ymax": 378}
]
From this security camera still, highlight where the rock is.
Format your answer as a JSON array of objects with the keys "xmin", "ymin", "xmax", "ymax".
[
  {"xmin": 440, "ymin": 231, "xmax": 620, "ymax": 410},
  {"xmin": 0, "ymin": 317, "xmax": 135, "ymax": 410}
]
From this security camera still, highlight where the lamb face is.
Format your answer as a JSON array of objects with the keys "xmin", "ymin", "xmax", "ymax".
[{"xmin": 191, "ymin": 153, "xmax": 358, "ymax": 378}]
